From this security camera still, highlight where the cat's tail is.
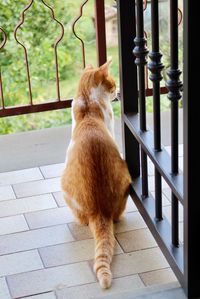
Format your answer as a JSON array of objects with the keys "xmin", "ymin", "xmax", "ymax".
[{"xmin": 89, "ymin": 215, "xmax": 115, "ymax": 289}]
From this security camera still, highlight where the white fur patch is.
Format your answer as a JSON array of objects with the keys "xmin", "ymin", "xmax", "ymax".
[
  {"xmin": 71, "ymin": 100, "xmax": 76, "ymax": 133},
  {"xmin": 71, "ymin": 98, "xmax": 86, "ymax": 133},
  {"xmin": 64, "ymin": 191, "xmax": 82, "ymax": 211},
  {"xmin": 65, "ymin": 139, "xmax": 74, "ymax": 165},
  {"xmin": 90, "ymin": 85, "xmax": 109, "ymax": 101},
  {"xmin": 90, "ymin": 85, "xmax": 115, "ymax": 138}
]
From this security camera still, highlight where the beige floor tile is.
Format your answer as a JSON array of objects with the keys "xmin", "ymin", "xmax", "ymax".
[
  {"xmin": 0, "ymin": 215, "xmax": 29, "ymax": 236},
  {"xmin": 125, "ymin": 196, "xmax": 138, "ymax": 213},
  {"xmin": 25, "ymin": 207, "xmax": 75, "ymax": 229},
  {"xmin": 0, "ymin": 224, "xmax": 74, "ymax": 255},
  {"xmin": 114, "ymin": 212, "xmax": 146, "ymax": 233},
  {"xmin": 148, "ymin": 158, "xmax": 154, "ymax": 176},
  {"xmin": 163, "ymin": 188, "xmax": 171, "ymax": 200},
  {"xmin": 0, "ymin": 194, "xmax": 57, "ymax": 218},
  {"xmin": 13, "ymin": 177, "xmax": 61, "ymax": 198},
  {"xmin": 140, "ymin": 268, "xmax": 177, "ymax": 286},
  {"xmin": 7, "ymin": 262, "xmax": 96, "ymax": 298},
  {"xmin": 39, "ymin": 238, "xmax": 122, "ymax": 268},
  {"xmin": 148, "ymin": 177, "xmax": 169, "ymax": 191},
  {"xmin": 0, "ymin": 185, "xmax": 16, "ymax": 202},
  {"xmin": 163, "ymin": 204, "xmax": 183, "ymax": 223},
  {"xmin": 150, "ymin": 192, "xmax": 170, "ymax": 206},
  {"xmin": 111, "ymin": 247, "xmax": 169, "ymax": 278},
  {"xmin": 68, "ymin": 222, "xmax": 93, "ymax": 240},
  {"xmin": 179, "ymin": 222, "xmax": 183, "ymax": 243},
  {"xmin": 165, "ymin": 145, "xmax": 182, "ymax": 157},
  {"xmin": 0, "ymin": 250, "xmax": 43, "ymax": 276},
  {"xmin": 0, "ymin": 168, "xmax": 43, "ymax": 186},
  {"xmin": 56, "ymin": 274, "xmax": 144, "ymax": 299},
  {"xmin": 53, "ymin": 192, "xmax": 66, "ymax": 207},
  {"xmin": 22, "ymin": 292, "xmax": 56, "ymax": 299},
  {"xmin": 40, "ymin": 163, "xmax": 65, "ymax": 179},
  {"xmin": 179, "ymin": 157, "xmax": 183, "ymax": 171},
  {"xmin": 116, "ymin": 228, "xmax": 157, "ymax": 252},
  {"xmin": 68, "ymin": 213, "xmax": 146, "ymax": 241},
  {"xmin": 0, "ymin": 277, "xmax": 11, "ymax": 299}
]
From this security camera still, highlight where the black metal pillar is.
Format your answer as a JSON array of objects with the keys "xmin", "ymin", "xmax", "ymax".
[
  {"xmin": 117, "ymin": 0, "xmax": 140, "ymax": 179},
  {"xmin": 183, "ymin": 0, "xmax": 200, "ymax": 297},
  {"xmin": 94, "ymin": 0, "xmax": 107, "ymax": 66},
  {"xmin": 166, "ymin": 0, "xmax": 182, "ymax": 247}
]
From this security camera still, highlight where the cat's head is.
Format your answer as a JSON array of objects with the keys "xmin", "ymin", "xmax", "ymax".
[{"xmin": 77, "ymin": 60, "xmax": 116, "ymax": 101}]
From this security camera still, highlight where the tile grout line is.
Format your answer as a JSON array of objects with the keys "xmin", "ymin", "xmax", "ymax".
[
  {"xmin": 114, "ymin": 236, "xmax": 125, "ymax": 253},
  {"xmin": 10, "ymin": 184, "xmax": 17, "ymax": 200},
  {"xmin": 1, "ymin": 248, "xmax": 162, "ymax": 277},
  {"xmin": 5, "ymin": 275, "xmax": 14, "ymax": 299},
  {"xmin": 52, "ymin": 192, "xmax": 60, "ymax": 208},
  {"xmin": 38, "ymin": 166, "xmax": 45, "ymax": 179},
  {"xmin": 37, "ymin": 248, "xmax": 46, "ymax": 269},
  {"xmin": 23, "ymin": 213, "xmax": 31, "ymax": 230},
  {"xmin": 12, "ymin": 177, "xmax": 61, "ymax": 199}
]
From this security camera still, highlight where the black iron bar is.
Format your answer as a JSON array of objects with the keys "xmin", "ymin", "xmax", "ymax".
[
  {"xmin": 141, "ymin": 149, "xmax": 148, "ymax": 197},
  {"xmin": 166, "ymin": 0, "xmax": 182, "ymax": 247},
  {"xmin": 172, "ymin": 193, "xmax": 179, "ymax": 246},
  {"xmin": 133, "ymin": 0, "xmax": 149, "ymax": 198},
  {"xmin": 133, "ymin": 0, "xmax": 148, "ymax": 131},
  {"xmin": 117, "ymin": 0, "xmax": 140, "ymax": 179},
  {"xmin": 148, "ymin": 0, "xmax": 164, "ymax": 220},
  {"xmin": 94, "ymin": 0, "xmax": 107, "ymax": 66}
]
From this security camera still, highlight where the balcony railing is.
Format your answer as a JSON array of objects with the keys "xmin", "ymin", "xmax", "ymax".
[
  {"xmin": 0, "ymin": 0, "xmax": 107, "ymax": 117},
  {"xmin": 0, "ymin": 0, "xmax": 172, "ymax": 118},
  {"xmin": 118, "ymin": 0, "xmax": 199, "ymax": 298}
]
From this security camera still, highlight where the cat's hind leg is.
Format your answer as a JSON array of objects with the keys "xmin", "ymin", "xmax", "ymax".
[
  {"xmin": 63, "ymin": 192, "xmax": 89, "ymax": 225},
  {"xmin": 113, "ymin": 196, "xmax": 128, "ymax": 222},
  {"xmin": 75, "ymin": 211, "xmax": 89, "ymax": 225}
]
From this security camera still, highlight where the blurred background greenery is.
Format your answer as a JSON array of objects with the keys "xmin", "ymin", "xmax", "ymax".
[{"xmin": 0, "ymin": 0, "xmax": 183, "ymax": 134}]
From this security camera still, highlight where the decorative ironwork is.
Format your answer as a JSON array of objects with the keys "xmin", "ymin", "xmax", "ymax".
[
  {"xmin": 0, "ymin": 0, "xmax": 107, "ymax": 117},
  {"xmin": 41, "ymin": 0, "xmax": 64, "ymax": 101},
  {"xmin": 143, "ymin": 0, "xmax": 147, "ymax": 11},
  {"xmin": 0, "ymin": 27, "xmax": 7, "ymax": 49},
  {"xmin": 72, "ymin": 0, "xmax": 89, "ymax": 68},
  {"xmin": 166, "ymin": 0, "xmax": 183, "ymax": 248},
  {"xmin": 0, "ymin": 27, "xmax": 7, "ymax": 108},
  {"xmin": 166, "ymin": 69, "xmax": 182, "ymax": 102},
  {"xmin": 178, "ymin": 8, "xmax": 183, "ymax": 26},
  {"xmin": 133, "ymin": 0, "xmax": 149, "ymax": 198},
  {"xmin": 148, "ymin": 52, "xmax": 164, "ymax": 83},
  {"xmin": 14, "ymin": 0, "xmax": 64, "ymax": 103},
  {"xmin": 148, "ymin": 0, "xmax": 164, "ymax": 221}
]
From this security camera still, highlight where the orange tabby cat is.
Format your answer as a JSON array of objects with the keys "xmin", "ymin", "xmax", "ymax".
[{"xmin": 61, "ymin": 60, "xmax": 131, "ymax": 289}]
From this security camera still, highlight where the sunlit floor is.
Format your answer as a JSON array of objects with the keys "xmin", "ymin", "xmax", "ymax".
[{"xmin": 0, "ymin": 146, "xmax": 184, "ymax": 298}]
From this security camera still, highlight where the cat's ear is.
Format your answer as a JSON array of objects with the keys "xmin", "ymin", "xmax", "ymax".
[
  {"xmin": 85, "ymin": 64, "xmax": 94, "ymax": 70},
  {"xmin": 99, "ymin": 59, "xmax": 112, "ymax": 76}
]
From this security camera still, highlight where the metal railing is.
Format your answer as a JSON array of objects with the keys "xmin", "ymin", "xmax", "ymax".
[
  {"xmin": 117, "ymin": 0, "xmax": 199, "ymax": 298},
  {"xmin": 0, "ymin": 0, "xmax": 171, "ymax": 119},
  {"xmin": 0, "ymin": 0, "xmax": 106, "ymax": 117}
]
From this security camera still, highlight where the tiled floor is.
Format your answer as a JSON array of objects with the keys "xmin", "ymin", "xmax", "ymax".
[{"xmin": 0, "ymin": 145, "xmax": 183, "ymax": 299}]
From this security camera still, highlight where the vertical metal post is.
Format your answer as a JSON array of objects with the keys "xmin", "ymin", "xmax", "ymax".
[
  {"xmin": 94, "ymin": 0, "xmax": 107, "ymax": 66},
  {"xmin": 133, "ymin": 0, "xmax": 149, "ymax": 197},
  {"xmin": 148, "ymin": 0, "xmax": 164, "ymax": 220},
  {"xmin": 166, "ymin": 0, "xmax": 182, "ymax": 247},
  {"xmin": 183, "ymin": 0, "xmax": 200, "ymax": 297},
  {"xmin": 117, "ymin": 0, "xmax": 140, "ymax": 179}
]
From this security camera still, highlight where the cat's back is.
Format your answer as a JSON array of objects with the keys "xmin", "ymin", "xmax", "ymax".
[
  {"xmin": 73, "ymin": 116, "xmax": 119, "ymax": 162},
  {"xmin": 64, "ymin": 116, "xmax": 128, "ymax": 184}
]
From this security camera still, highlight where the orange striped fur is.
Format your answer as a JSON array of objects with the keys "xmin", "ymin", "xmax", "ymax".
[{"xmin": 61, "ymin": 61, "xmax": 131, "ymax": 289}]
